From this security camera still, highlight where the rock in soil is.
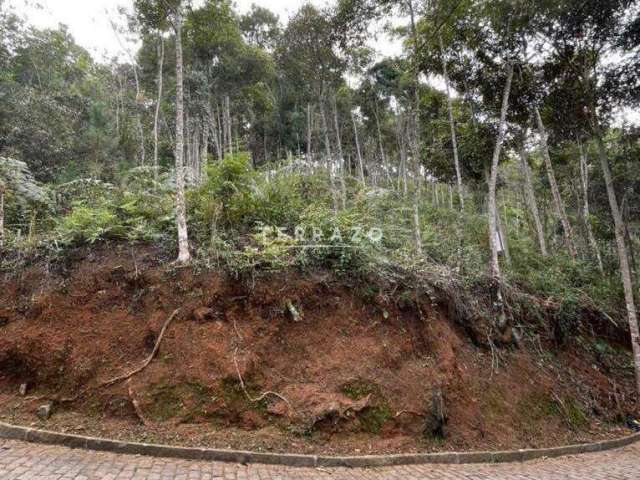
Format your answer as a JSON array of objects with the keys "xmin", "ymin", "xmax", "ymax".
[{"xmin": 36, "ymin": 402, "xmax": 53, "ymax": 420}]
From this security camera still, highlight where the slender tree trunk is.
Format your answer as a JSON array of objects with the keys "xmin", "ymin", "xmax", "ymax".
[
  {"xmin": 396, "ymin": 115, "xmax": 408, "ymax": 196},
  {"xmin": 408, "ymin": 0, "xmax": 422, "ymax": 256},
  {"xmin": 578, "ymin": 140, "xmax": 603, "ymax": 273},
  {"xmin": 193, "ymin": 125, "xmax": 200, "ymax": 183},
  {"xmin": 174, "ymin": 10, "xmax": 190, "ymax": 263},
  {"xmin": 215, "ymin": 102, "xmax": 223, "ymax": 159},
  {"xmin": 497, "ymin": 204, "xmax": 511, "ymax": 266},
  {"xmin": 201, "ymin": 125, "xmax": 209, "ymax": 181},
  {"xmin": 319, "ymin": 98, "xmax": 339, "ymax": 213},
  {"xmin": 115, "ymin": 71, "xmax": 120, "ymax": 134},
  {"xmin": 412, "ymin": 169, "xmax": 423, "ymax": 255},
  {"xmin": 488, "ymin": 64, "xmax": 514, "ymax": 279},
  {"xmin": 332, "ymin": 97, "xmax": 347, "ymax": 209},
  {"xmin": 153, "ymin": 36, "xmax": 164, "ymax": 181},
  {"xmin": 439, "ymin": 34, "xmax": 464, "ymax": 210},
  {"xmin": 129, "ymin": 56, "xmax": 146, "ymax": 166},
  {"xmin": 306, "ymin": 103, "xmax": 313, "ymax": 162},
  {"xmin": 534, "ymin": 107, "xmax": 577, "ymax": 259},
  {"xmin": 622, "ymin": 194, "xmax": 638, "ymax": 275},
  {"xmin": 594, "ymin": 129, "xmax": 640, "ymax": 396},
  {"xmin": 373, "ymin": 102, "xmax": 388, "ymax": 182},
  {"xmin": 185, "ymin": 114, "xmax": 193, "ymax": 183},
  {"xmin": 0, "ymin": 188, "xmax": 4, "ymax": 249},
  {"xmin": 519, "ymin": 137, "xmax": 548, "ymax": 256},
  {"xmin": 137, "ymin": 118, "xmax": 146, "ymax": 165},
  {"xmin": 351, "ymin": 110, "xmax": 365, "ymax": 186},
  {"xmin": 225, "ymin": 96, "xmax": 233, "ymax": 156},
  {"xmin": 207, "ymin": 104, "xmax": 221, "ymax": 161}
]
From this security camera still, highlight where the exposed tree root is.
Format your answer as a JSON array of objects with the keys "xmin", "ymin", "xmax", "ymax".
[
  {"xmin": 395, "ymin": 410, "xmax": 425, "ymax": 418},
  {"xmin": 56, "ymin": 309, "xmax": 181, "ymax": 404},
  {"xmin": 100, "ymin": 309, "xmax": 181, "ymax": 388},
  {"xmin": 232, "ymin": 347, "xmax": 294, "ymax": 416},
  {"xmin": 127, "ymin": 379, "xmax": 152, "ymax": 426}
]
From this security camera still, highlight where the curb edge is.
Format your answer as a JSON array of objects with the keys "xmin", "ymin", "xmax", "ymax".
[{"xmin": 1, "ymin": 422, "xmax": 638, "ymax": 468}]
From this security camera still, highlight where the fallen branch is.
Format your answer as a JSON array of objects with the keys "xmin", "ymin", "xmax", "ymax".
[
  {"xmin": 100, "ymin": 309, "xmax": 181, "ymax": 388},
  {"xmin": 232, "ymin": 348, "xmax": 294, "ymax": 416}
]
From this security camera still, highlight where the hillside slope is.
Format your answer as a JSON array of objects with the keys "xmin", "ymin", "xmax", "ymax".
[{"xmin": 0, "ymin": 244, "xmax": 636, "ymax": 454}]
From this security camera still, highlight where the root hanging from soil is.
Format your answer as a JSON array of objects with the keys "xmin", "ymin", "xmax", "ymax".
[
  {"xmin": 395, "ymin": 410, "xmax": 426, "ymax": 418},
  {"xmin": 55, "ymin": 309, "xmax": 181, "ymax": 404},
  {"xmin": 232, "ymin": 348, "xmax": 294, "ymax": 416},
  {"xmin": 100, "ymin": 309, "xmax": 181, "ymax": 388},
  {"xmin": 127, "ymin": 380, "xmax": 152, "ymax": 426}
]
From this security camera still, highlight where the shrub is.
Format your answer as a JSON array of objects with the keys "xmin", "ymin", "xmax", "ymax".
[
  {"xmin": 191, "ymin": 152, "xmax": 257, "ymax": 230},
  {"xmin": 56, "ymin": 203, "xmax": 122, "ymax": 244}
]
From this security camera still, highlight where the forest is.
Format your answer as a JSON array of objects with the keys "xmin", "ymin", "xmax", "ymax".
[{"xmin": 1, "ymin": 0, "xmax": 640, "ymax": 455}]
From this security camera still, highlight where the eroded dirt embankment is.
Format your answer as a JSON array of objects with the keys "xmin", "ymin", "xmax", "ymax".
[{"xmin": 0, "ymin": 244, "xmax": 636, "ymax": 454}]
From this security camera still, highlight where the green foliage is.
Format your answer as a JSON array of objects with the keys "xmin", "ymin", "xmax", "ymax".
[
  {"xmin": 358, "ymin": 405, "xmax": 392, "ymax": 434},
  {"xmin": 191, "ymin": 152, "xmax": 256, "ymax": 229},
  {"xmin": 341, "ymin": 379, "xmax": 379, "ymax": 400},
  {"xmin": 56, "ymin": 203, "xmax": 121, "ymax": 244},
  {"xmin": 54, "ymin": 167, "xmax": 174, "ymax": 245}
]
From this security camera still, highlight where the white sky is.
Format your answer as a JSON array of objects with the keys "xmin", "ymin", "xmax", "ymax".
[
  {"xmin": 5, "ymin": 0, "xmax": 638, "ymax": 124},
  {"xmin": 5, "ymin": 0, "xmax": 401, "ymax": 61}
]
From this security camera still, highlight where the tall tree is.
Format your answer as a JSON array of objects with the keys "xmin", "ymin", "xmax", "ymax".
[
  {"xmin": 534, "ymin": 107, "xmax": 577, "ymax": 258},
  {"xmin": 537, "ymin": 0, "xmax": 640, "ymax": 394},
  {"xmin": 135, "ymin": 0, "xmax": 191, "ymax": 263},
  {"xmin": 518, "ymin": 134, "xmax": 548, "ymax": 257},
  {"xmin": 153, "ymin": 36, "xmax": 164, "ymax": 179}
]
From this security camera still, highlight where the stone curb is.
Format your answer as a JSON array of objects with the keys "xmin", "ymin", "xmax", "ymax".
[{"xmin": 0, "ymin": 421, "xmax": 638, "ymax": 468}]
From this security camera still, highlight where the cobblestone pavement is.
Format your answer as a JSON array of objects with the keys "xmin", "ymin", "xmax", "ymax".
[{"xmin": 1, "ymin": 438, "xmax": 639, "ymax": 479}]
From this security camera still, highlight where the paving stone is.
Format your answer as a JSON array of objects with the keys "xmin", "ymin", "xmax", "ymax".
[{"xmin": 0, "ymin": 438, "xmax": 639, "ymax": 479}]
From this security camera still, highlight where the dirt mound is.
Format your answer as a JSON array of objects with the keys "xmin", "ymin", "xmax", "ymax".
[{"xmin": 0, "ymin": 244, "xmax": 636, "ymax": 454}]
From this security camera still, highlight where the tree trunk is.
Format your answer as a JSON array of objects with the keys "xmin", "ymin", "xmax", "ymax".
[
  {"xmin": 351, "ymin": 110, "xmax": 365, "ymax": 186},
  {"xmin": 519, "ymin": 136, "xmax": 548, "ymax": 257},
  {"xmin": 332, "ymin": 97, "xmax": 347, "ymax": 209},
  {"xmin": 622, "ymin": 193, "xmax": 638, "ymax": 275},
  {"xmin": 215, "ymin": 102, "xmax": 223, "ymax": 160},
  {"xmin": 396, "ymin": 114, "xmax": 408, "ymax": 196},
  {"xmin": 488, "ymin": 64, "xmax": 514, "ymax": 279},
  {"xmin": 306, "ymin": 103, "xmax": 313, "ymax": 162},
  {"xmin": 594, "ymin": 130, "xmax": 640, "ymax": 396},
  {"xmin": 319, "ymin": 98, "xmax": 339, "ymax": 213},
  {"xmin": 439, "ymin": 34, "xmax": 464, "ymax": 210},
  {"xmin": 174, "ymin": 9, "xmax": 190, "ymax": 263},
  {"xmin": 408, "ymin": 0, "xmax": 422, "ymax": 256},
  {"xmin": 201, "ymin": 125, "xmax": 209, "ymax": 182},
  {"xmin": 130, "ymin": 55, "xmax": 146, "ymax": 166},
  {"xmin": 192, "ymin": 125, "xmax": 200, "ymax": 183},
  {"xmin": 497, "ymin": 204, "xmax": 511, "ymax": 266},
  {"xmin": 153, "ymin": 36, "xmax": 164, "ymax": 181},
  {"xmin": 373, "ymin": 102, "xmax": 388, "ymax": 183},
  {"xmin": 185, "ymin": 114, "xmax": 193, "ymax": 183},
  {"xmin": 578, "ymin": 140, "xmax": 603, "ymax": 273},
  {"xmin": 534, "ymin": 107, "xmax": 577, "ymax": 259},
  {"xmin": 224, "ymin": 96, "xmax": 233, "ymax": 157},
  {"xmin": 0, "ymin": 188, "xmax": 4, "ymax": 249}
]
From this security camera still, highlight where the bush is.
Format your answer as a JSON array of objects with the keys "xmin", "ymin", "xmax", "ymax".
[
  {"xmin": 190, "ymin": 152, "xmax": 256, "ymax": 230},
  {"xmin": 55, "ymin": 167, "xmax": 175, "ymax": 245},
  {"xmin": 56, "ymin": 203, "xmax": 122, "ymax": 244}
]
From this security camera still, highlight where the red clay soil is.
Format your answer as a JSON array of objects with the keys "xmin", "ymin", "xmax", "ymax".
[{"xmin": 0, "ymin": 244, "xmax": 636, "ymax": 454}]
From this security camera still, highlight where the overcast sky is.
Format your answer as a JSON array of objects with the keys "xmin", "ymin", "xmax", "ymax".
[
  {"xmin": 5, "ymin": 0, "xmax": 638, "ymax": 125},
  {"xmin": 5, "ymin": 0, "xmax": 401, "ymax": 61}
]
